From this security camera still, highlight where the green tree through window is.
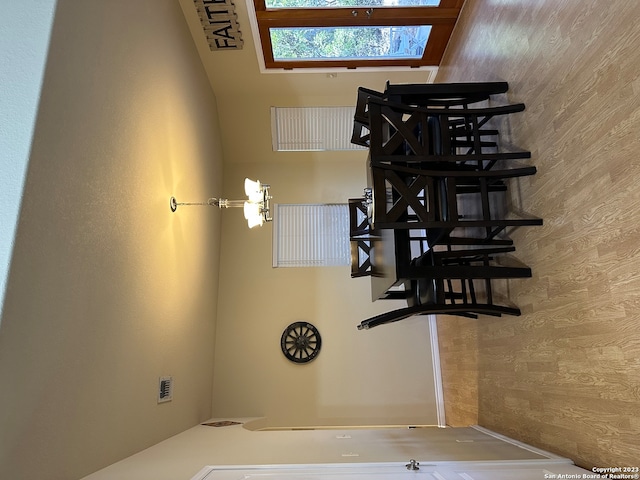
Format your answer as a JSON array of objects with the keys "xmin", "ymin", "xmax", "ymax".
[
  {"xmin": 271, "ymin": 26, "xmax": 431, "ymax": 61},
  {"xmin": 253, "ymin": 0, "xmax": 460, "ymax": 68}
]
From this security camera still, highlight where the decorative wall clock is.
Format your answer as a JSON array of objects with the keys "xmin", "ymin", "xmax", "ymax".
[{"xmin": 280, "ymin": 322, "xmax": 322, "ymax": 364}]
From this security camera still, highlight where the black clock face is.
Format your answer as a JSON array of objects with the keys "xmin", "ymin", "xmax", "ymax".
[{"xmin": 281, "ymin": 322, "xmax": 322, "ymax": 364}]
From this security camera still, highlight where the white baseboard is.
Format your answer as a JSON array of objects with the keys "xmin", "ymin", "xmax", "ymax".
[
  {"xmin": 428, "ymin": 315, "xmax": 446, "ymax": 428},
  {"xmin": 471, "ymin": 425, "xmax": 566, "ymax": 459}
]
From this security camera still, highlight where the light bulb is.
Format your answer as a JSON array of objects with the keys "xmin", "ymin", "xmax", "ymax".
[
  {"xmin": 245, "ymin": 178, "xmax": 264, "ymax": 203},
  {"xmin": 244, "ymin": 202, "xmax": 264, "ymax": 228}
]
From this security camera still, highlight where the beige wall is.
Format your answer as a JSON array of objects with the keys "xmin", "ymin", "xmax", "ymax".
[
  {"xmin": 0, "ymin": 1, "xmax": 221, "ymax": 478},
  {"xmin": 213, "ymin": 160, "xmax": 440, "ymax": 427},
  {"xmin": 174, "ymin": 0, "xmax": 444, "ymax": 428}
]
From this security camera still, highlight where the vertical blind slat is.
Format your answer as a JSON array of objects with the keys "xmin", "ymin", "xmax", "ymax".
[
  {"xmin": 273, "ymin": 204, "xmax": 350, "ymax": 267},
  {"xmin": 271, "ymin": 107, "xmax": 366, "ymax": 151}
]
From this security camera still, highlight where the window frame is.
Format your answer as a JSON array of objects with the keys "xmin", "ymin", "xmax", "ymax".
[{"xmin": 252, "ymin": 0, "xmax": 464, "ymax": 70}]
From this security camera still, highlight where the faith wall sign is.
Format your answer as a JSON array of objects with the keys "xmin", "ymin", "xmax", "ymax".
[{"xmin": 194, "ymin": 0, "xmax": 243, "ymax": 51}]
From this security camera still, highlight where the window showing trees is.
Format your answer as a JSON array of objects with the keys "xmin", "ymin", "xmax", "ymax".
[
  {"xmin": 252, "ymin": 0, "xmax": 464, "ymax": 69},
  {"xmin": 270, "ymin": 25, "xmax": 432, "ymax": 61}
]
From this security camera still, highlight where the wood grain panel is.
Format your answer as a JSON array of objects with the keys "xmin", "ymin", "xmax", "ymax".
[{"xmin": 434, "ymin": 0, "xmax": 640, "ymax": 469}]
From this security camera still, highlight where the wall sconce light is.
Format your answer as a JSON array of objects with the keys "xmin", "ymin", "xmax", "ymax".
[{"xmin": 170, "ymin": 178, "xmax": 272, "ymax": 228}]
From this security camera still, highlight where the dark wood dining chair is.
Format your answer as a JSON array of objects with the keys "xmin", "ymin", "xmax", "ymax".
[
  {"xmin": 359, "ymin": 245, "xmax": 524, "ymax": 329},
  {"xmin": 387, "ymin": 236, "xmax": 531, "ymax": 285},
  {"xmin": 348, "ymin": 197, "xmax": 376, "ymax": 238},
  {"xmin": 350, "ymin": 238, "xmax": 373, "ymax": 277},
  {"xmin": 351, "ymin": 87, "xmax": 384, "ymax": 148},
  {"xmin": 367, "ymin": 97, "xmax": 530, "ymax": 169},
  {"xmin": 357, "ymin": 301, "xmax": 520, "ymax": 329},
  {"xmin": 368, "ymin": 161, "xmax": 543, "ymax": 243},
  {"xmin": 383, "ymin": 80, "xmax": 509, "ymax": 108},
  {"xmin": 351, "ymin": 83, "xmax": 508, "ymax": 149}
]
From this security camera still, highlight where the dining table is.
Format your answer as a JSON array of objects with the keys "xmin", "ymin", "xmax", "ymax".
[
  {"xmin": 356, "ymin": 83, "xmax": 542, "ymax": 302},
  {"xmin": 350, "ymin": 82, "xmax": 541, "ymax": 327}
]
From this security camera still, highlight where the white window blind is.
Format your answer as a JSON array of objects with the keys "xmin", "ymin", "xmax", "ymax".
[
  {"xmin": 271, "ymin": 106, "xmax": 365, "ymax": 151},
  {"xmin": 272, "ymin": 204, "xmax": 350, "ymax": 267}
]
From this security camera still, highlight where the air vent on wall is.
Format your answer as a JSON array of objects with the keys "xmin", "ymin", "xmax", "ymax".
[{"xmin": 158, "ymin": 376, "xmax": 173, "ymax": 403}]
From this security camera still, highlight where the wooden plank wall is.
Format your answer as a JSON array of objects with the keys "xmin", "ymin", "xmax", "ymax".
[{"xmin": 434, "ymin": 0, "xmax": 640, "ymax": 469}]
